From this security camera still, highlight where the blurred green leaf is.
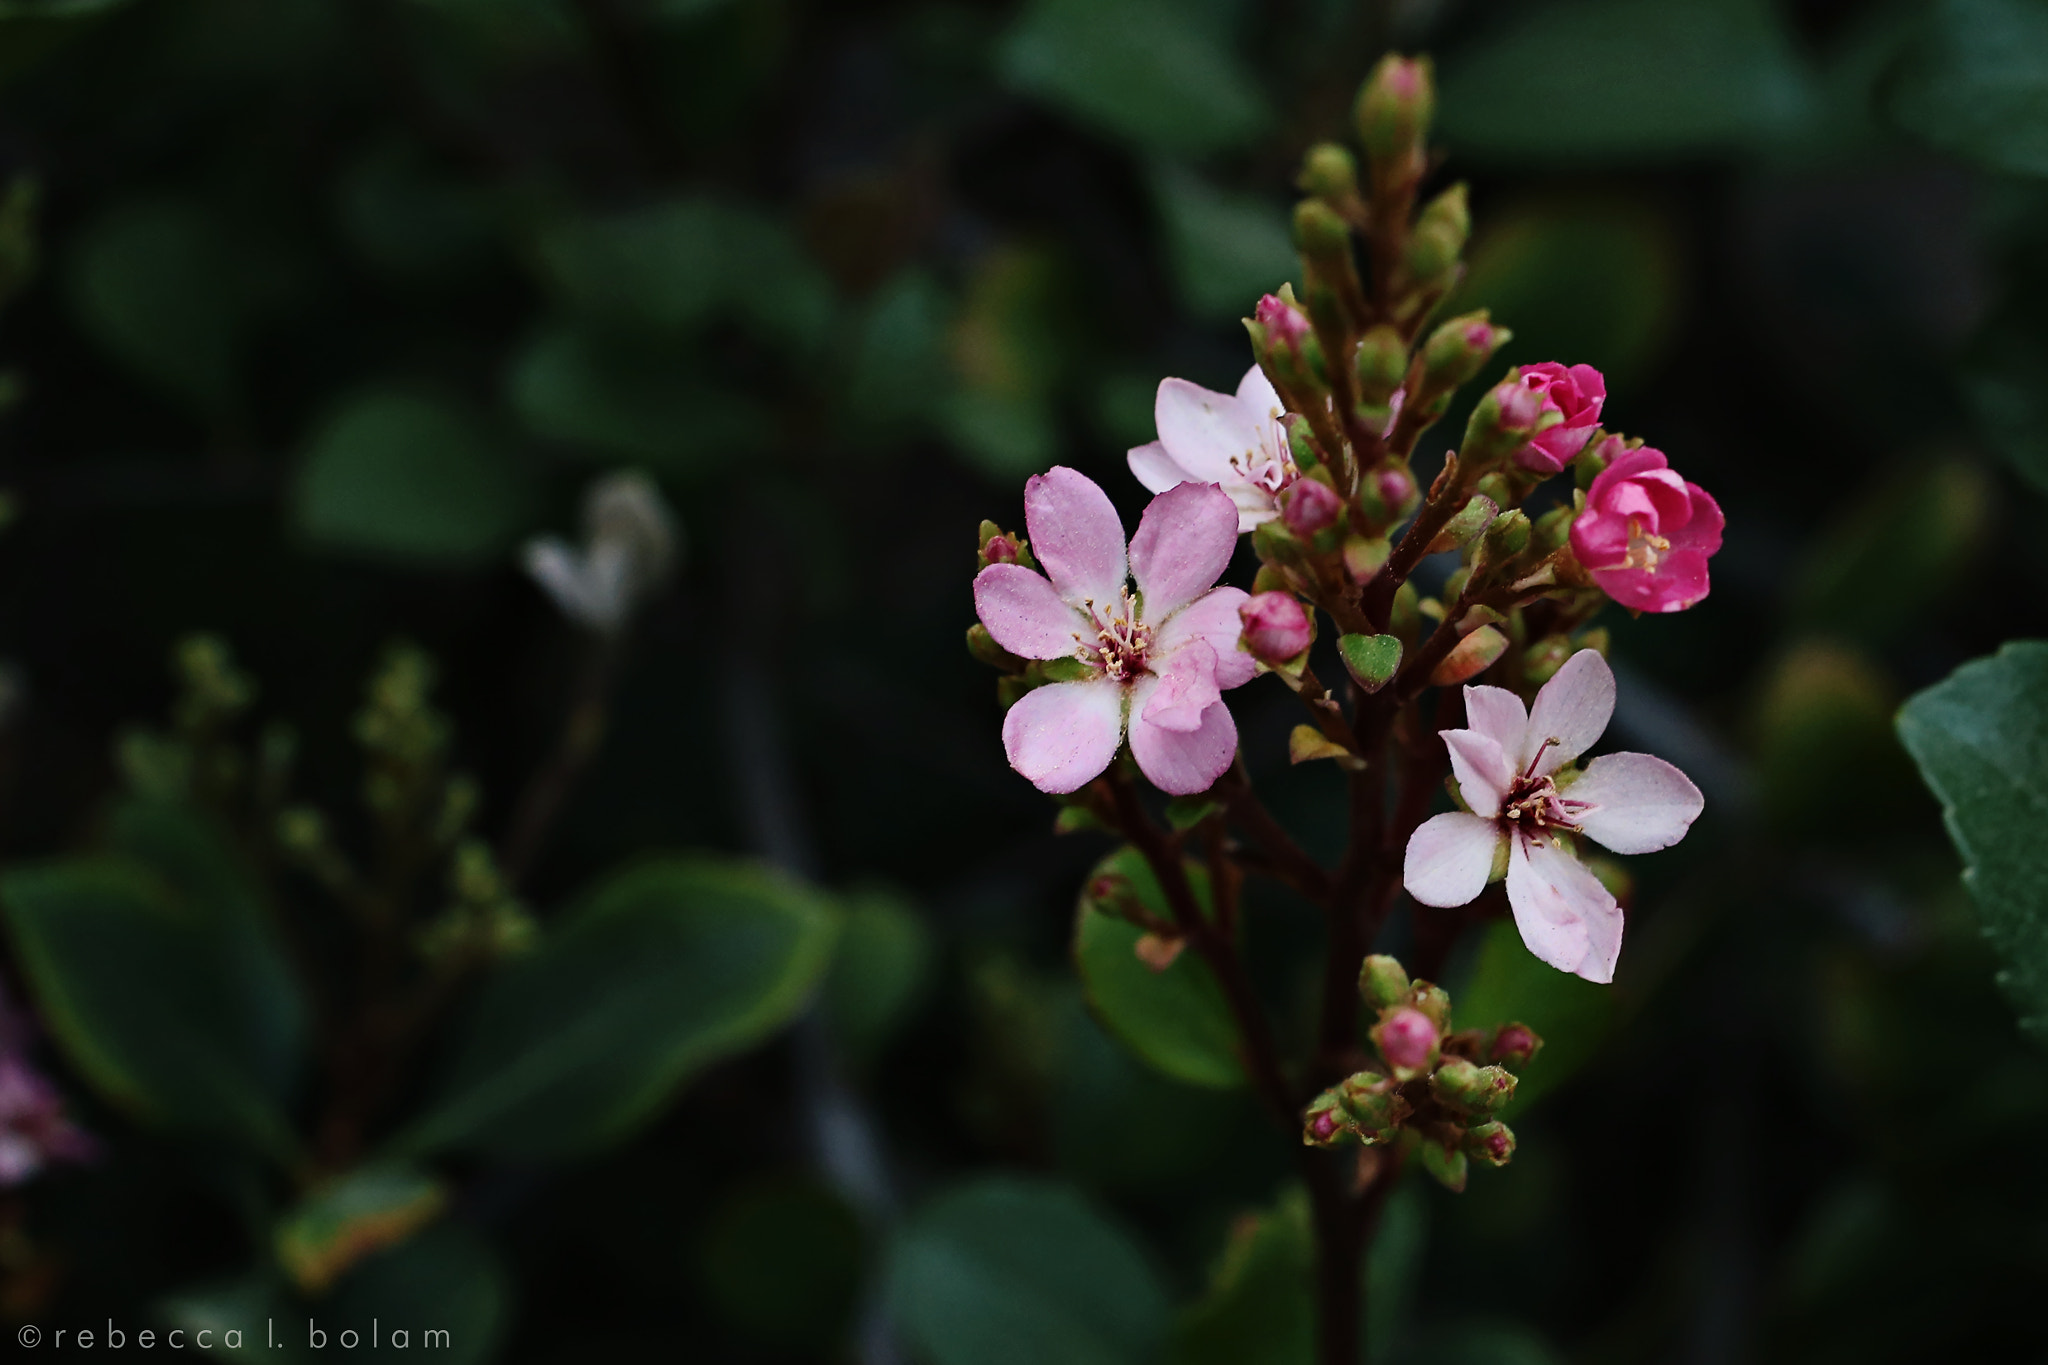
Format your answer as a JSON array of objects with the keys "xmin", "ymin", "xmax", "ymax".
[
  {"xmin": 1757, "ymin": 642, "xmax": 1914, "ymax": 839},
  {"xmin": 940, "ymin": 389, "xmax": 1058, "ymax": 479},
  {"xmin": 335, "ymin": 144, "xmax": 498, "ymax": 278},
  {"xmin": 1898, "ymin": 641, "xmax": 2048, "ymax": 1040},
  {"xmin": 889, "ymin": 1176, "xmax": 1170, "ymax": 1365},
  {"xmin": 1169, "ymin": 1187, "xmax": 1314, "ymax": 1365},
  {"xmin": 294, "ymin": 389, "xmax": 536, "ymax": 567},
  {"xmin": 535, "ymin": 196, "xmax": 833, "ymax": 353},
  {"xmin": 999, "ymin": 0, "xmax": 1269, "ymax": 157},
  {"xmin": 397, "ymin": 856, "xmax": 839, "ymax": 1158},
  {"xmin": 1889, "ymin": 0, "xmax": 2048, "ymax": 177},
  {"xmin": 844, "ymin": 268, "xmax": 954, "ymax": 435},
  {"xmin": 1960, "ymin": 319, "xmax": 2048, "ymax": 495},
  {"xmin": 0, "ymin": 0, "xmax": 133, "ymax": 89},
  {"xmin": 1438, "ymin": 0, "xmax": 1813, "ymax": 162},
  {"xmin": 159, "ymin": 1274, "xmax": 288, "ymax": 1361},
  {"xmin": 275, "ymin": 1164, "xmax": 447, "ymax": 1296},
  {"xmin": 1453, "ymin": 920, "xmax": 1613, "ymax": 1110},
  {"xmin": 823, "ymin": 888, "xmax": 934, "ymax": 1065},
  {"xmin": 1073, "ymin": 846, "xmax": 1242, "ymax": 1090},
  {"xmin": 0, "ymin": 849, "xmax": 303, "ymax": 1165},
  {"xmin": 942, "ymin": 246, "xmax": 1069, "ymax": 480},
  {"xmin": 1792, "ymin": 457, "xmax": 1988, "ymax": 645},
  {"xmin": 1365, "ymin": 1178, "xmax": 1427, "ymax": 1365},
  {"xmin": 697, "ymin": 1173, "xmax": 864, "ymax": 1351},
  {"xmin": 1446, "ymin": 200, "xmax": 1682, "ymax": 391},
  {"xmin": 1150, "ymin": 165, "xmax": 1296, "ymax": 322},
  {"xmin": 508, "ymin": 325, "xmax": 768, "ymax": 472}
]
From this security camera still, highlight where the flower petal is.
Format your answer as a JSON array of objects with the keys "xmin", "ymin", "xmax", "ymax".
[
  {"xmin": 1155, "ymin": 378, "xmax": 1266, "ymax": 483},
  {"xmin": 1443, "ymin": 729, "xmax": 1514, "ymax": 817},
  {"xmin": 1128, "ymin": 678, "xmax": 1237, "ymax": 795},
  {"xmin": 1462, "ymin": 685, "xmax": 1529, "ymax": 766},
  {"xmin": 1667, "ymin": 483, "xmax": 1724, "ymax": 556},
  {"xmin": 1001, "ymin": 676, "xmax": 1126, "ymax": 794},
  {"xmin": 1140, "ymin": 640, "xmax": 1222, "ymax": 733},
  {"xmin": 974, "ymin": 563, "xmax": 1088, "ymax": 660},
  {"xmin": 1525, "ymin": 649, "xmax": 1614, "ymax": 777},
  {"xmin": 1235, "ymin": 363, "xmax": 1282, "ymax": 419},
  {"xmin": 1131, "ymin": 481, "xmax": 1239, "ymax": 620},
  {"xmin": 1127, "ymin": 440, "xmax": 1186, "ymax": 494},
  {"xmin": 1506, "ymin": 835, "xmax": 1623, "ymax": 983},
  {"xmin": 1024, "ymin": 466, "xmax": 1127, "ymax": 608},
  {"xmin": 1568, "ymin": 752, "xmax": 1703, "ymax": 854},
  {"xmin": 1155, "ymin": 586, "xmax": 1257, "ymax": 689},
  {"xmin": 1403, "ymin": 811, "xmax": 1503, "ymax": 908}
]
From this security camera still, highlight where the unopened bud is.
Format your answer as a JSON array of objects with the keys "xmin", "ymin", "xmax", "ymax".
[
  {"xmin": 1335, "ymin": 1071, "xmax": 1412, "ymax": 1137},
  {"xmin": 1292, "ymin": 198, "xmax": 1353, "ymax": 260},
  {"xmin": 1303, "ymin": 1092, "xmax": 1355, "ymax": 1147},
  {"xmin": 1576, "ymin": 431, "xmax": 1624, "ymax": 490},
  {"xmin": 1256, "ymin": 291, "xmax": 1312, "ymax": 351},
  {"xmin": 1355, "ymin": 325, "xmax": 1408, "ymax": 404},
  {"xmin": 1463, "ymin": 374, "xmax": 1562, "ymax": 466},
  {"xmin": 1419, "ymin": 311, "xmax": 1509, "ymax": 399},
  {"xmin": 1372, "ymin": 1006, "xmax": 1440, "ymax": 1078},
  {"xmin": 1252, "ymin": 518, "xmax": 1304, "ymax": 567},
  {"xmin": 978, "ymin": 520, "xmax": 1034, "ymax": 571},
  {"xmin": 1479, "ymin": 508, "xmax": 1531, "ymax": 562},
  {"xmin": 1239, "ymin": 593, "xmax": 1314, "ymax": 664},
  {"xmin": 1531, "ymin": 504, "xmax": 1575, "ymax": 556},
  {"xmin": 1373, "ymin": 463, "xmax": 1418, "ymax": 517},
  {"xmin": 1342, "ymin": 534, "xmax": 1391, "ymax": 584},
  {"xmin": 1404, "ymin": 184, "xmax": 1470, "ymax": 288},
  {"xmin": 1358, "ymin": 954, "xmax": 1411, "ymax": 1010},
  {"xmin": 1522, "ymin": 634, "xmax": 1573, "ymax": 686},
  {"xmin": 1432, "ymin": 1057, "xmax": 1517, "ymax": 1114},
  {"xmin": 1298, "ymin": 142, "xmax": 1361, "ymax": 207},
  {"xmin": 1281, "ymin": 477, "xmax": 1342, "ymax": 536},
  {"xmin": 1488, "ymin": 1022, "xmax": 1543, "ymax": 1072},
  {"xmin": 1356, "ymin": 53, "xmax": 1435, "ymax": 166},
  {"xmin": 1465, "ymin": 1120, "xmax": 1517, "ymax": 1166},
  {"xmin": 1282, "ymin": 413, "xmax": 1323, "ymax": 470}
]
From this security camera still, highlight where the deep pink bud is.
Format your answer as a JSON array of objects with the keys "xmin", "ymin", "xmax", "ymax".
[
  {"xmin": 1569, "ymin": 446, "xmax": 1723, "ymax": 614},
  {"xmin": 1489, "ymin": 1023, "xmax": 1541, "ymax": 1071},
  {"xmin": 1256, "ymin": 293, "xmax": 1312, "ymax": 348},
  {"xmin": 983, "ymin": 535, "xmax": 1022, "ymax": 564},
  {"xmin": 1310, "ymin": 1109, "xmax": 1341, "ymax": 1141},
  {"xmin": 1239, "ymin": 592, "xmax": 1313, "ymax": 664},
  {"xmin": 1493, "ymin": 377, "xmax": 1544, "ymax": 432},
  {"xmin": 1376, "ymin": 1006, "xmax": 1439, "ymax": 1075},
  {"xmin": 1512, "ymin": 362, "xmax": 1606, "ymax": 474},
  {"xmin": 1372, "ymin": 463, "xmax": 1416, "ymax": 512},
  {"xmin": 1280, "ymin": 478, "xmax": 1341, "ymax": 535}
]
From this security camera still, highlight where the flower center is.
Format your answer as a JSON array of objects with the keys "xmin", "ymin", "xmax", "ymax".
[
  {"xmin": 1229, "ymin": 422, "xmax": 1297, "ymax": 496},
  {"xmin": 1624, "ymin": 516, "xmax": 1671, "ymax": 573},
  {"xmin": 1499, "ymin": 738, "xmax": 1587, "ymax": 835},
  {"xmin": 1082, "ymin": 589, "xmax": 1153, "ymax": 681}
]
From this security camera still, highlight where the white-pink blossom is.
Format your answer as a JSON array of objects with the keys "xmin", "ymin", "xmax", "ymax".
[
  {"xmin": 1128, "ymin": 366, "xmax": 1296, "ymax": 533},
  {"xmin": 973, "ymin": 468, "xmax": 1253, "ymax": 796},
  {"xmin": 1401, "ymin": 650, "xmax": 1703, "ymax": 983}
]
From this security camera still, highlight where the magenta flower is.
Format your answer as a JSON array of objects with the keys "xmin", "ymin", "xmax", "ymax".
[
  {"xmin": 1511, "ymin": 362, "xmax": 1605, "ymax": 474},
  {"xmin": 1401, "ymin": 651, "xmax": 1702, "ymax": 983},
  {"xmin": 1128, "ymin": 366, "xmax": 1296, "ymax": 532},
  {"xmin": 1570, "ymin": 444, "xmax": 1724, "ymax": 614},
  {"xmin": 973, "ymin": 469, "xmax": 1254, "ymax": 796}
]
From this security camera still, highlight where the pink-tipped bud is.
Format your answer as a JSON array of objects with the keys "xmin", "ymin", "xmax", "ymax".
[
  {"xmin": 1280, "ymin": 478, "xmax": 1341, "ymax": 536},
  {"xmin": 1466, "ymin": 1120, "xmax": 1516, "ymax": 1167},
  {"xmin": 1488, "ymin": 1022, "xmax": 1542, "ymax": 1072},
  {"xmin": 1310, "ymin": 1109, "xmax": 1341, "ymax": 1140},
  {"xmin": 1374, "ymin": 1006, "xmax": 1439, "ymax": 1076},
  {"xmin": 984, "ymin": 535, "xmax": 1021, "ymax": 564},
  {"xmin": 1373, "ymin": 463, "xmax": 1416, "ymax": 513},
  {"xmin": 1356, "ymin": 54, "xmax": 1435, "ymax": 165},
  {"xmin": 1494, "ymin": 377, "xmax": 1544, "ymax": 432},
  {"xmin": 1256, "ymin": 293, "xmax": 1312, "ymax": 348},
  {"xmin": 1239, "ymin": 592, "xmax": 1313, "ymax": 664}
]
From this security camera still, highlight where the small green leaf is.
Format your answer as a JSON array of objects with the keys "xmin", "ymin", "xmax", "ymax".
[
  {"xmin": 275, "ymin": 1165, "xmax": 447, "ymax": 1295},
  {"xmin": 294, "ymin": 389, "xmax": 535, "ymax": 567},
  {"xmin": 823, "ymin": 889, "xmax": 934, "ymax": 1065},
  {"xmin": 1338, "ymin": 634, "xmax": 1403, "ymax": 693},
  {"xmin": 1072, "ymin": 847, "xmax": 1242, "ymax": 1090},
  {"xmin": 1898, "ymin": 641, "xmax": 2048, "ymax": 1039},
  {"xmin": 889, "ymin": 1177, "xmax": 1170, "ymax": 1365},
  {"xmin": 396, "ymin": 856, "xmax": 839, "ymax": 1158},
  {"xmin": 1889, "ymin": 0, "xmax": 2048, "ymax": 177},
  {"xmin": 999, "ymin": 0, "xmax": 1270, "ymax": 158},
  {"xmin": 1453, "ymin": 920, "xmax": 1613, "ymax": 1111}
]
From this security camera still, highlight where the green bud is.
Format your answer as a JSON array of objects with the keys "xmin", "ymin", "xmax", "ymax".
[
  {"xmin": 1335, "ymin": 1071, "xmax": 1412, "ymax": 1138},
  {"xmin": 1425, "ymin": 494, "xmax": 1498, "ymax": 555},
  {"xmin": 1417, "ymin": 1135, "xmax": 1469, "ymax": 1192},
  {"xmin": 1251, "ymin": 563, "xmax": 1291, "ymax": 595},
  {"xmin": 1354, "ymin": 325, "xmax": 1408, "ymax": 404},
  {"xmin": 1420, "ymin": 311, "xmax": 1509, "ymax": 395},
  {"xmin": 1283, "ymin": 413, "xmax": 1323, "ymax": 470},
  {"xmin": 1356, "ymin": 53, "xmax": 1435, "ymax": 166},
  {"xmin": 967, "ymin": 623, "xmax": 1019, "ymax": 670},
  {"xmin": 1338, "ymin": 633, "xmax": 1403, "ymax": 693},
  {"xmin": 1532, "ymin": 504, "xmax": 1575, "ymax": 556},
  {"xmin": 1253, "ymin": 518, "xmax": 1305, "ymax": 567},
  {"xmin": 1432, "ymin": 1057, "xmax": 1518, "ymax": 1114},
  {"xmin": 1429, "ymin": 624, "xmax": 1509, "ymax": 686},
  {"xmin": 1358, "ymin": 954, "xmax": 1411, "ymax": 1010},
  {"xmin": 1465, "ymin": 1120, "xmax": 1517, "ymax": 1167},
  {"xmin": 1522, "ymin": 633, "xmax": 1574, "ymax": 686},
  {"xmin": 1298, "ymin": 142, "xmax": 1360, "ymax": 206},
  {"xmin": 1293, "ymin": 198, "xmax": 1353, "ymax": 260},
  {"xmin": 1479, "ymin": 507, "xmax": 1531, "ymax": 561},
  {"xmin": 1578, "ymin": 627, "xmax": 1611, "ymax": 658},
  {"xmin": 1390, "ymin": 581, "xmax": 1421, "ymax": 644},
  {"xmin": 1303, "ymin": 1091, "xmax": 1357, "ymax": 1147}
]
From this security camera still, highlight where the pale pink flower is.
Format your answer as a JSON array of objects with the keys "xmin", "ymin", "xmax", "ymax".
[
  {"xmin": 0, "ymin": 987, "xmax": 96, "ymax": 1187},
  {"xmin": 1128, "ymin": 366, "xmax": 1296, "ymax": 532},
  {"xmin": 1512, "ymin": 362, "xmax": 1605, "ymax": 474},
  {"xmin": 1570, "ymin": 444, "xmax": 1724, "ymax": 614},
  {"xmin": 1401, "ymin": 651, "xmax": 1702, "ymax": 983},
  {"xmin": 973, "ymin": 469, "xmax": 1253, "ymax": 796}
]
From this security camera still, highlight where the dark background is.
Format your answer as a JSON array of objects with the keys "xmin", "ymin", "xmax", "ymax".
[{"xmin": 2, "ymin": 0, "xmax": 2047, "ymax": 1361}]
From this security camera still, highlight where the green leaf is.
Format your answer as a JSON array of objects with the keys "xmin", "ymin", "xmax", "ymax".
[
  {"xmin": 1960, "ymin": 319, "xmax": 2048, "ymax": 495},
  {"xmin": 1889, "ymin": 0, "xmax": 2048, "ymax": 177},
  {"xmin": 999, "ymin": 0, "xmax": 1270, "ymax": 158},
  {"xmin": 1149, "ymin": 165, "xmax": 1295, "ymax": 322},
  {"xmin": 1073, "ymin": 846, "xmax": 1242, "ymax": 1089},
  {"xmin": 1438, "ymin": 0, "xmax": 1814, "ymax": 162},
  {"xmin": 1453, "ymin": 920, "xmax": 1613, "ymax": 1110},
  {"xmin": 507, "ymin": 325, "xmax": 768, "ymax": 472},
  {"xmin": 1790, "ymin": 459, "xmax": 1989, "ymax": 646},
  {"xmin": 294, "ymin": 389, "xmax": 535, "ymax": 567},
  {"xmin": 1169, "ymin": 1187, "xmax": 1314, "ymax": 1365},
  {"xmin": 823, "ymin": 889, "xmax": 934, "ymax": 1065},
  {"xmin": 1897, "ymin": 641, "xmax": 2048, "ymax": 1039},
  {"xmin": 275, "ymin": 1164, "xmax": 447, "ymax": 1295},
  {"xmin": 1338, "ymin": 634, "xmax": 1403, "ymax": 693},
  {"xmin": 889, "ymin": 1177, "xmax": 1170, "ymax": 1365},
  {"xmin": 0, "ymin": 851, "xmax": 304, "ymax": 1165},
  {"xmin": 1364, "ymin": 1179, "xmax": 1427, "ymax": 1365},
  {"xmin": 0, "ymin": 0, "xmax": 129, "ymax": 90},
  {"xmin": 843, "ymin": 268, "xmax": 954, "ymax": 436},
  {"xmin": 396, "ymin": 856, "xmax": 839, "ymax": 1158}
]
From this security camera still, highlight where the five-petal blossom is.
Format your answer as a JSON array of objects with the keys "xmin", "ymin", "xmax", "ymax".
[
  {"xmin": 1128, "ymin": 366, "xmax": 1296, "ymax": 533},
  {"xmin": 1401, "ymin": 650, "xmax": 1703, "ymax": 983},
  {"xmin": 973, "ymin": 468, "xmax": 1254, "ymax": 796}
]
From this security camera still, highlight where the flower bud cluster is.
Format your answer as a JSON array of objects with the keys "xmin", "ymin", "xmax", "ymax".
[{"xmin": 1302, "ymin": 954, "xmax": 1539, "ymax": 1192}]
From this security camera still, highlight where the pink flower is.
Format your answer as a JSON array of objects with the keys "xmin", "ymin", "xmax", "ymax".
[
  {"xmin": 973, "ymin": 469, "xmax": 1254, "ymax": 796},
  {"xmin": 1512, "ymin": 362, "xmax": 1605, "ymax": 474},
  {"xmin": 1128, "ymin": 366, "xmax": 1295, "ymax": 532},
  {"xmin": 1569, "ymin": 444, "xmax": 1724, "ymax": 614},
  {"xmin": 1239, "ymin": 592, "xmax": 1312, "ymax": 663},
  {"xmin": 0, "ymin": 1055, "xmax": 96, "ymax": 1186},
  {"xmin": 1401, "ymin": 651, "xmax": 1702, "ymax": 983}
]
